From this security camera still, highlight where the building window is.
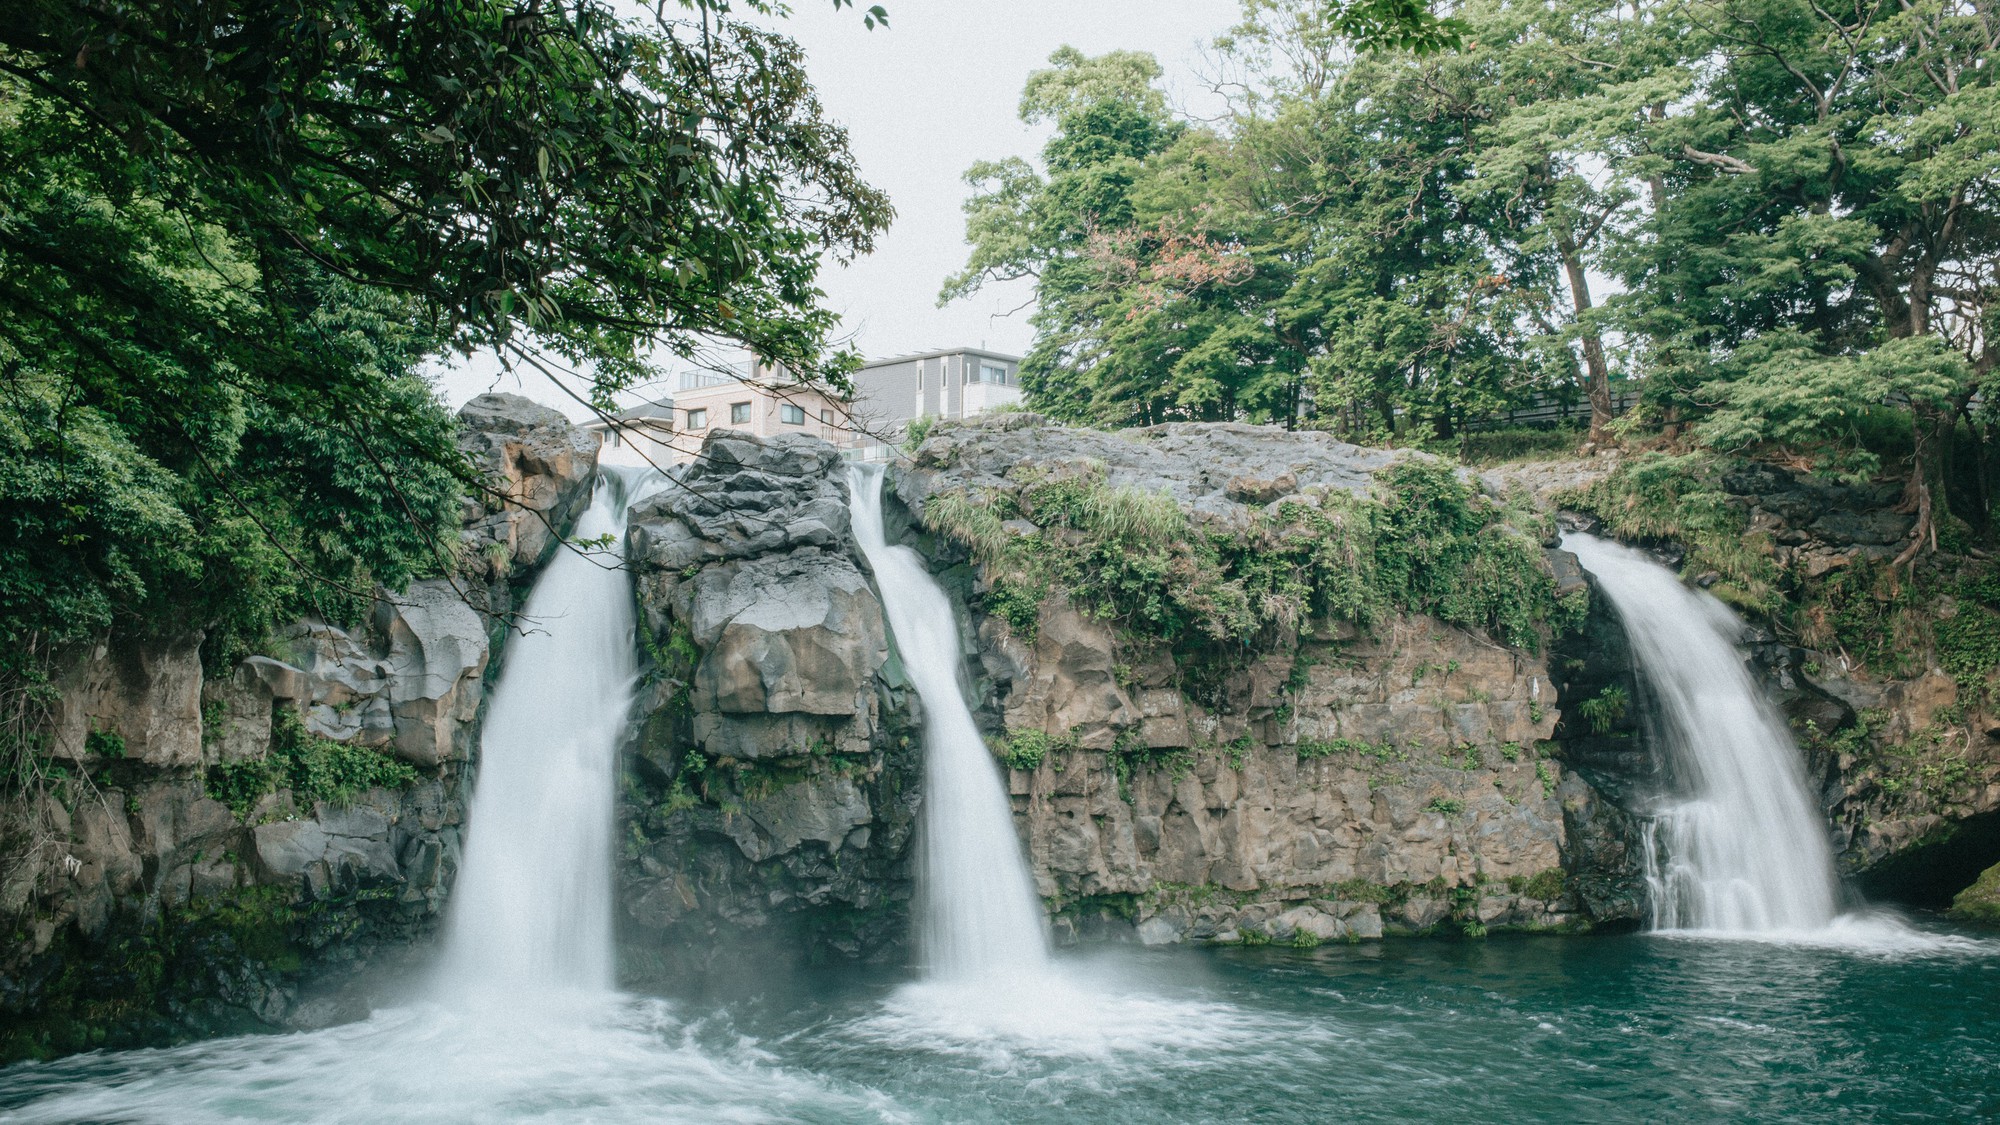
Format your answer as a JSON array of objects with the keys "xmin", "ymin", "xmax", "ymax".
[
  {"xmin": 730, "ymin": 402, "xmax": 751, "ymax": 424},
  {"xmin": 780, "ymin": 403, "xmax": 805, "ymax": 425},
  {"xmin": 981, "ymin": 363, "xmax": 1008, "ymax": 385},
  {"xmin": 686, "ymin": 408, "xmax": 707, "ymax": 429},
  {"xmin": 820, "ymin": 408, "xmax": 834, "ymax": 424}
]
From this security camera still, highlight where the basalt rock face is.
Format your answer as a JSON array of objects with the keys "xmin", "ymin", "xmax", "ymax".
[
  {"xmin": 618, "ymin": 431, "xmax": 916, "ymax": 980},
  {"xmin": 614, "ymin": 422, "xmax": 1642, "ymax": 962},
  {"xmin": 0, "ymin": 398, "xmax": 597, "ymax": 1060},
  {"xmin": 891, "ymin": 415, "xmax": 1643, "ymax": 944},
  {"xmin": 1706, "ymin": 463, "xmax": 1998, "ymax": 897},
  {"xmin": 984, "ymin": 602, "xmax": 1608, "ymax": 944},
  {"xmin": 456, "ymin": 393, "xmax": 601, "ymax": 601}
]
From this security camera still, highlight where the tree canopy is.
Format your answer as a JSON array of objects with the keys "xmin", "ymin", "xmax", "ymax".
[
  {"xmin": 949, "ymin": 0, "xmax": 2000, "ymax": 554},
  {"xmin": 0, "ymin": 0, "xmax": 890, "ymax": 744}
]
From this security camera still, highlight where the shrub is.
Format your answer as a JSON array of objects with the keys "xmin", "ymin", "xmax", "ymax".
[
  {"xmin": 985, "ymin": 581, "xmax": 1043, "ymax": 643},
  {"xmin": 1576, "ymin": 685, "xmax": 1629, "ymax": 734},
  {"xmin": 994, "ymin": 728, "xmax": 1076, "ymax": 772},
  {"xmin": 921, "ymin": 455, "xmax": 1575, "ymax": 662},
  {"xmin": 207, "ymin": 707, "xmax": 419, "ymax": 818},
  {"xmin": 1563, "ymin": 453, "xmax": 1779, "ymax": 613},
  {"xmin": 1297, "ymin": 736, "xmax": 1397, "ymax": 761},
  {"xmin": 1515, "ymin": 867, "xmax": 1566, "ymax": 901}
]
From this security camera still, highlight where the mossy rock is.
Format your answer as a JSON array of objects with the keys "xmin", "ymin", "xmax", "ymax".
[{"xmin": 1948, "ymin": 861, "xmax": 2000, "ymax": 925}]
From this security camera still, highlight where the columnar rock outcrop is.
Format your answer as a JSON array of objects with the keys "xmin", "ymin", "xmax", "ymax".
[
  {"xmin": 611, "ymin": 419, "xmax": 1645, "ymax": 958},
  {"xmin": 0, "ymin": 394, "xmax": 596, "ymax": 1056},
  {"xmin": 619, "ymin": 432, "xmax": 914, "ymax": 974}
]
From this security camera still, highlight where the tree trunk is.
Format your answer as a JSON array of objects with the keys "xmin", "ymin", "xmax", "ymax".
[
  {"xmin": 1893, "ymin": 403, "xmax": 1945, "ymax": 568},
  {"xmin": 1559, "ymin": 242, "xmax": 1613, "ymax": 444},
  {"xmin": 1893, "ymin": 260, "xmax": 1947, "ymax": 567}
]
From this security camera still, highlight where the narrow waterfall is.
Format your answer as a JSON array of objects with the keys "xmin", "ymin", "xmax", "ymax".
[
  {"xmin": 1563, "ymin": 533, "xmax": 1841, "ymax": 933},
  {"xmin": 847, "ymin": 463, "xmax": 1050, "ymax": 980},
  {"xmin": 437, "ymin": 469, "xmax": 651, "ymax": 997}
]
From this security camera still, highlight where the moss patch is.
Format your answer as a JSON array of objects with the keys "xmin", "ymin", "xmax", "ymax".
[
  {"xmin": 1948, "ymin": 861, "xmax": 2000, "ymax": 924},
  {"xmin": 925, "ymin": 458, "xmax": 1582, "ymax": 667}
]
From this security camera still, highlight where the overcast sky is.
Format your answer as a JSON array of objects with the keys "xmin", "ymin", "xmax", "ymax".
[{"xmin": 430, "ymin": 0, "xmax": 1243, "ymax": 418}]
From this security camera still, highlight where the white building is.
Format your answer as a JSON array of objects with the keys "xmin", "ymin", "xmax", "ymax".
[
  {"xmin": 583, "ymin": 401, "xmax": 681, "ymax": 468},
  {"xmin": 845, "ymin": 348, "xmax": 1024, "ymax": 460}
]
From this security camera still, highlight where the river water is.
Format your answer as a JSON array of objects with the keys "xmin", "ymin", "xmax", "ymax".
[{"xmin": 0, "ymin": 933, "xmax": 1993, "ymax": 1121}]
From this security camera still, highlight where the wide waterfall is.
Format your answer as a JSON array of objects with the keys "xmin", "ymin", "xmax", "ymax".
[
  {"xmin": 434, "ymin": 468, "xmax": 649, "ymax": 998},
  {"xmin": 847, "ymin": 463, "xmax": 1050, "ymax": 979},
  {"xmin": 1564, "ymin": 533, "xmax": 1842, "ymax": 933}
]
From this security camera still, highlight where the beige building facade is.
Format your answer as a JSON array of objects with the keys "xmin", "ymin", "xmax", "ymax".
[{"xmin": 587, "ymin": 361, "xmax": 852, "ymax": 468}]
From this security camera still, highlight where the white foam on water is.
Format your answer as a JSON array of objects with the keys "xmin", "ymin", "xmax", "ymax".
[
  {"xmin": 845, "ymin": 964, "xmax": 1286, "ymax": 1068},
  {"xmin": 0, "ymin": 470, "xmax": 896, "ymax": 1123},
  {"xmin": 0, "ymin": 996, "xmax": 882, "ymax": 1124},
  {"xmin": 1649, "ymin": 909, "xmax": 2000, "ymax": 958}
]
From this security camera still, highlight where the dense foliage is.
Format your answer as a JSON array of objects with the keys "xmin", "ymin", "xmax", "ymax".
[
  {"xmin": 924, "ymin": 456, "xmax": 1583, "ymax": 659},
  {"xmin": 0, "ymin": 0, "xmax": 886, "ymax": 782},
  {"xmin": 948, "ymin": 0, "xmax": 2000, "ymax": 552}
]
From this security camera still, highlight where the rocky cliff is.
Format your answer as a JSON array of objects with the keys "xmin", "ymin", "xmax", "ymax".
[
  {"xmin": 614, "ymin": 418, "xmax": 1645, "ymax": 970},
  {"xmin": 0, "ymin": 393, "xmax": 596, "ymax": 1058},
  {"xmin": 896, "ymin": 416, "xmax": 1641, "ymax": 944}
]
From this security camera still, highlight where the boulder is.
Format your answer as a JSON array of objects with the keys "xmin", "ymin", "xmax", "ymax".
[
  {"xmin": 627, "ymin": 432, "xmax": 852, "ymax": 570},
  {"xmin": 722, "ymin": 775, "xmax": 873, "ymax": 863},
  {"xmin": 689, "ymin": 553, "xmax": 885, "ymax": 717},
  {"xmin": 457, "ymin": 392, "xmax": 599, "ymax": 577},
  {"xmin": 253, "ymin": 820, "xmax": 329, "ymax": 880},
  {"xmin": 1949, "ymin": 860, "xmax": 2000, "ymax": 924},
  {"xmin": 376, "ymin": 579, "xmax": 489, "ymax": 766}
]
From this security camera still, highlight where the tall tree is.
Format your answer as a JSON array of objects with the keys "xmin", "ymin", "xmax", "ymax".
[
  {"xmin": 943, "ymin": 47, "xmax": 1196, "ymax": 425},
  {"xmin": 1622, "ymin": 0, "xmax": 2000, "ymax": 555}
]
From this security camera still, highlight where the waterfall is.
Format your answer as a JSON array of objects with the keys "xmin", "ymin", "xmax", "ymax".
[
  {"xmin": 1563, "ymin": 533, "xmax": 1842, "ymax": 934},
  {"xmin": 436, "ymin": 468, "xmax": 654, "ymax": 998},
  {"xmin": 847, "ymin": 463, "xmax": 1050, "ymax": 980}
]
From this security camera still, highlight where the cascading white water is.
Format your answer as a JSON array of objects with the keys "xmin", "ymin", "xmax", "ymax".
[
  {"xmin": 436, "ymin": 469, "xmax": 652, "ymax": 998},
  {"xmin": 847, "ymin": 463, "xmax": 1050, "ymax": 980},
  {"xmin": 1563, "ymin": 533, "xmax": 1841, "ymax": 934}
]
